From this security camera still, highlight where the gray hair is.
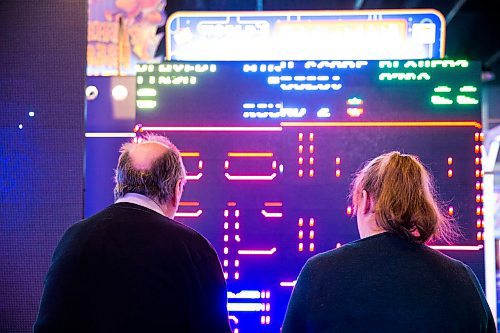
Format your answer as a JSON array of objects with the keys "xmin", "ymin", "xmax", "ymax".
[{"xmin": 113, "ymin": 134, "xmax": 186, "ymax": 204}]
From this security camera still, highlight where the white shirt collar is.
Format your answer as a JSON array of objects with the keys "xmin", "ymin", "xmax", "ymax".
[{"xmin": 115, "ymin": 193, "xmax": 165, "ymax": 216}]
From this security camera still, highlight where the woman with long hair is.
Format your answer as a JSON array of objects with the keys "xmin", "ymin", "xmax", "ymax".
[{"xmin": 282, "ymin": 151, "xmax": 495, "ymax": 332}]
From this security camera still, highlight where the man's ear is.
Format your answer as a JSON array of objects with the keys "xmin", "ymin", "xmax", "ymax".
[
  {"xmin": 361, "ymin": 190, "xmax": 371, "ymax": 214},
  {"xmin": 172, "ymin": 179, "xmax": 183, "ymax": 205}
]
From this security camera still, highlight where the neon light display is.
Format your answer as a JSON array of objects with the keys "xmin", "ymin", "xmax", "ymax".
[
  {"xmin": 130, "ymin": 60, "xmax": 485, "ymax": 332},
  {"xmin": 166, "ymin": 10, "xmax": 445, "ymax": 61}
]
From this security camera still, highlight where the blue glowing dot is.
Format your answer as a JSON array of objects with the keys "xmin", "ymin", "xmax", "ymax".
[
  {"xmin": 19, "ymin": 124, "xmax": 23, "ymax": 129},
  {"xmin": 29, "ymin": 111, "xmax": 35, "ymax": 117}
]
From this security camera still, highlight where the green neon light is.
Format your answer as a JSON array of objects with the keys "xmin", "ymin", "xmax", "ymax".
[
  {"xmin": 403, "ymin": 60, "xmax": 469, "ymax": 69},
  {"xmin": 434, "ymin": 86, "xmax": 452, "ymax": 93},
  {"xmin": 459, "ymin": 85, "xmax": 478, "ymax": 92},
  {"xmin": 379, "ymin": 61, "xmax": 400, "ymax": 69},
  {"xmin": 431, "ymin": 95, "xmax": 453, "ymax": 105},
  {"xmin": 379, "ymin": 72, "xmax": 430, "ymax": 81},
  {"xmin": 457, "ymin": 95, "xmax": 479, "ymax": 105}
]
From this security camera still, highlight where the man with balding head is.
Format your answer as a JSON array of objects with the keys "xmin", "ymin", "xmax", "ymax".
[{"xmin": 34, "ymin": 135, "xmax": 231, "ymax": 333}]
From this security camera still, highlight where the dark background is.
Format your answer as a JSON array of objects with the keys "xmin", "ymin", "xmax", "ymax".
[{"xmin": 0, "ymin": 0, "xmax": 87, "ymax": 331}]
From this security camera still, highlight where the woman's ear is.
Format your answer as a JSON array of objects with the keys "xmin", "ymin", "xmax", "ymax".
[{"xmin": 361, "ymin": 190, "xmax": 372, "ymax": 214}]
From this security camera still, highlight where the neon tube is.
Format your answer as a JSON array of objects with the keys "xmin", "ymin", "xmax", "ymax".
[
  {"xmin": 174, "ymin": 209, "xmax": 203, "ymax": 217},
  {"xmin": 227, "ymin": 303, "xmax": 264, "ymax": 312},
  {"xmin": 238, "ymin": 248, "xmax": 277, "ymax": 255},
  {"xmin": 228, "ymin": 152, "xmax": 274, "ymax": 157},
  {"xmin": 186, "ymin": 172, "xmax": 203, "ymax": 180},
  {"xmin": 429, "ymin": 245, "xmax": 483, "ymax": 251},
  {"xmin": 280, "ymin": 281, "xmax": 297, "ymax": 287},
  {"xmin": 85, "ymin": 132, "xmax": 136, "ymax": 138},
  {"xmin": 140, "ymin": 126, "xmax": 282, "ymax": 132},
  {"xmin": 179, "ymin": 201, "xmax": 200, "ymax": 207},
  {"xmin": 225, "ymin": 173, "xmax": 277, "ymax": 180},
  {"xmin": 280, "ymin": 121, "xmax": 482, "ymax": 129},
  {"xmin": 227, "ymin": 290, "xmax": 262, "ymax": 299},
  {"xmin": 261, "ymin": 210, "xmax": 283, "ymax": 218},
  {"xmin": 228, "ymin": 316, "xmax": 239, "ymax": 324},
  {"xmin": 180, "ymin": 152, "xmax": 200, "ymax": 157},
  {"xmin": 264, "ymin": 202, "xmax": 283, "ymax": 207}
]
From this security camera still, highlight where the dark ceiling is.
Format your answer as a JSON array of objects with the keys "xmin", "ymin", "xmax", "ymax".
[{"xmin": 162, "ymin": 0, "xmax": 500, "ymax": 84}]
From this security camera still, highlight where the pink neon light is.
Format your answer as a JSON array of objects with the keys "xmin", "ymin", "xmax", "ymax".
[
  {"xmin": 261, "ymin": 210, "xmax": 283, "ymax": 218},
  {"xmin": 238, "ymin": 248, "xmax": 277, "ymax": 255},
  {"xmin": 225, "ymin": 173, "xmax": 277, "ymax": 180},
  {"xmin": 141, "ymin": 126, "xmax": 282, "ymax": 132},
  {"xmin": 186, "ymin": 172, "xmax": 203, "ymax": 180},
  {"xmin": 229, "ymin": 316, "xmax": 239, "ymax": 324},
  {"xmin": 280, "ymin": 281, "xmax": 296, "ymax": 287},
  {"xmin": 174, "ymin": 209, "xmax": 203, "ymax": 218},
  {"xmin": 429, "ymin": 245, "xmax": 483, "ymax": 251}
]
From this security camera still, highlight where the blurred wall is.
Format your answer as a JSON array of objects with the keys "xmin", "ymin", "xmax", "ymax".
[{"xmin": 0, "ymin": 1, "xmax": 87, "ymax": 331}]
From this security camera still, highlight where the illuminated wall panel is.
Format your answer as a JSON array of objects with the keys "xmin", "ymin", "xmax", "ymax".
[{"xmin": 132, "ymin": 60, "xmax": 482, "ymax": 333}]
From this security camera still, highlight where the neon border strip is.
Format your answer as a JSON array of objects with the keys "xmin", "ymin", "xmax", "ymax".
[{"xmin": 139, "ymin": 122, "xmax": 482, "ymax": 133}]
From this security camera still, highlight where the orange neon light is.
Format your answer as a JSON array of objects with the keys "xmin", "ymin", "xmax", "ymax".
[
  {"xmin": 180, "ymin": 152, "xmax": 200, "ymax": 157},
  {"xmin": 264, "ymin": 202, "xmax": 283, "ymax": 207},
  {"xmin": 280, "ymin": 121, "xmax": 482, "ymax": 128},
  {"xmin": 179, "ymin": 201, "xmax": 200, "ymax": 207},
  {"xmin": 227, "ymin": 202, "xmax": 237, "ymax": 206},
  {"xmin": 141, "ymin": 126, "xmax": 282, "ymax": 132},
  {"xmin": 228, "ymin": 152, "xmax": 274, "ymax": 157}
]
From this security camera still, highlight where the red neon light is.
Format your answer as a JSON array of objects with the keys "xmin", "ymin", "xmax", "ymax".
[
  {"xmin": 228, "ymin": 152, "xmax": 274, "ymax": 157},
  {"xmin": 227, "ymin": 202, "xmax": 237, "ymax": 206},
  {"xmin": 141, "ymin": 126, "xmax": 282, "ymax": 132},
  {"xmin": 179, "ymin": 201, "xmax": 200, "ymax": 207},
  {"xmin": 280, "ymin": 121, "xmax": 482, "ymax": 128},
  {"xmin": 225, "ymin": 173, "xmax": 277, "ymax": 180},
  {"xmin": 264, "ymin": 202, "xmax": 283, "ymax": 207}
]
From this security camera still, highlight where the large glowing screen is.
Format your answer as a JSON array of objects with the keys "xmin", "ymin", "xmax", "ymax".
[{"xmin": 135, "ymin": 60, "xmax": 482, "ymax": 333}]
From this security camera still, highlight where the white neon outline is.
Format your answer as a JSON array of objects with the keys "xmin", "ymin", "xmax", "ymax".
[
  {"xmin": 227, "ymin": 290, "xmax": 262, "ymax": 299},
  {"xmin": 225, "ymin": 173, "xmax": 277, "ymax": 181},
  {"xmin": 227, "ymin": 303, "xmax": 265, "ymax": 312},
  {"xmin": 238, "ymin": 248, "xmax": 277, "ymax": 255},
  {"xmin": 228, "ymin": 315, "xmax": 239, "ymax": 324},
  {"xmin": 280, "ymin": 281, "xmax": 297, "ymax": 287},
  {"xmin": 429, "ymin": 245, "xmax": 483, "ymax": 251},
  {"xmin": 174, "ymin": 209, "xmax": 203, "ymax": 217},
  {"xmin": 141, "ymin": 126, "xmax": 282, "ymax": 132},
  {"xmin": 85, "ymin": 132, "xmax": 136, "ymax": 138},
  {"xmin": 186, "ymin": 172, "xmax": 203, "ymax": 180},
  {"xmin": 261, "ymin": 210, "xmax": 283, "ymax": 218}
]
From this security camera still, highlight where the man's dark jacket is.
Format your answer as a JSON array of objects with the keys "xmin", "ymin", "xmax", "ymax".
[{"xmin": 34, "ymin": 202, "xmax": 231, "ymax": 333}]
